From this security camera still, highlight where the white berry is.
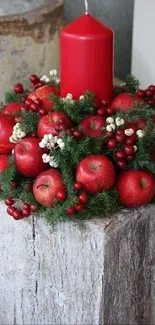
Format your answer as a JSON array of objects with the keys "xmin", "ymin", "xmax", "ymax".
[
  {"xmin": 120, "ymin": 119, "xmax": 125, "ymax": 125},
  {"xmin": 45, "ymin": 77, "xmax": 50, "ymax": 83},
  {"xmin": 124, "ymin": 128, "xmax": 134, "ymax": 136},
  {"xmin": 66, "ymin": 93, "xmax": 73, "ymax": 99},
  {"xmin": 79, "ymin": 95, "xmax": 84, "ymax": 100},
  {"xmin": 53, "ymin": 69, "xmax": 57, "ymax": 76},
  {"xmin": 106, "ymin": 125, "xmax": 112, "ymax": 132},
  {"xmin": 110, "ymin": 123, "xmax": 116, "ymax": 130},
  {"xmin": 106, "ymin": 117, "xmax": 114, "ymax": 124},
  {"xmin": 136, "ymin": 130, "xmax": 144, "ymax": 138},
  {"xmin": 133, "ymin": 145, "xmax": 137, "ymax": 152}
]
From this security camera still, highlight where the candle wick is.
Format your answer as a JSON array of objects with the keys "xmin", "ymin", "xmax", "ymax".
[{"xmin": 85, "ymin": 0, "xmax": 88, "ymax": 15}]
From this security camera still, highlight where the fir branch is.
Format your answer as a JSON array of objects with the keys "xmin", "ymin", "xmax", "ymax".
[
  {"xmin": 5, "ymin": 91, "xmax": 23, "ymax": 104},
  {"xmin": 51, "ymin": 91, "xmax": 95, "ymax": 124},
  {"xmin": 20, "ymin": 110, "xmax": 39, "ymax": 134},
  {"xmin": 124, "ymin": 74, "xmax": 140, "ymax": 94}
]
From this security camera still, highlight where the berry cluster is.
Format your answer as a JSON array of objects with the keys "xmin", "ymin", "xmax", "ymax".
[
  {"xmin": 97, "ymin": 100, "xmax": 115, "ymax": 117},
  {"xmin": 66, "ymin": 182, "xmax": 88, "ymax": 216},
  {"xmin": 137, "ymin": 84, "xmax": 155, "ymax": 106},
  {"xmin": 106, "ymin": 117, "xmax": 144, "ymax": 169},
  {"xmin": 9, "ymin": 122, "xmax": 26, "ymax": 144},
  {"xmin": 5, "ymin": 197, "xmax": 37, "ymax": 220},
  {"xmin": 39, "ymin": 134, "xmax": 65, "ymax": 168}
]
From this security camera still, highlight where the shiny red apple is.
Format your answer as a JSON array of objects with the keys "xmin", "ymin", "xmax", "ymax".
[
  {"xmin": 37, "ymin": 111, "xmax": 72, "ymax": 139},
  {"xmin": 76, "ymin": 155, "xmax": 116, "ymax": 194},
  {"xmin": 33, "ymin": 169, "xmax": 66, "ymax": 207},
  {"xmin": 0, "ymin": 114, "xmax": 15, "ymax": 154},
  {"xmin": 111, "ymin": 93, "xmax": 144, "ymax": 112},
  {"xmin": 14, "ymin": 137, "xmax": 47, "ymax": 178},
  {"xmin": 0, "ymin": 154, "xmax": 10, "ymax": 172},
  {"xmin": 2, "ymin": 102, "xmax": 27, "ymax": 116},
  {"xmin": 80, "ymin": 115, "xmax": 105, "ymax": 138},
  {"xmin": 116, "ymin": 170, "xmax": 155, "ymax": 207},
  {"xmin": 28, "ymin": 85, "xmax": 59, "ymax": 112}
]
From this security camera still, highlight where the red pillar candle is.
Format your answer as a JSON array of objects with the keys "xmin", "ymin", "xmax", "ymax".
[{"xmin": 60, "ymin": 14, "xmax": 114, "ymax": 104}]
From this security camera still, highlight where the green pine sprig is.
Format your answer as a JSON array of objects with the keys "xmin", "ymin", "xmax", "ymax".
[{"xmin": 5, "ymin": 91, "xmax": 23, "ymax": 104}]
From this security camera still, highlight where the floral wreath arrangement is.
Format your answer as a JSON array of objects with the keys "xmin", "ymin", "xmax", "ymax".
[{"xmin": 1, "ymin": 71, "xmax": 155, "ymax": 223}]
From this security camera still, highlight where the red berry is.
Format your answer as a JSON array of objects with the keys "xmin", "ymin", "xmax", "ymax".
[
  {"xmin": 66, "ymin": 129, "xmax": 73, "ymax": 136},
  {"xmin": 5, "ymin": 197, "xmax": 14, "ymax": 206},
  {"xmin": 25, "ymin": 98, "xmax": 33, "ymax": 108},
  {"xmin": 30, "ymin": 74, "xmax": 39, "ymax": 85},
  {"xmin": 148, "ymin": 99, "xmax": 155, "ymax": 106},
  {"xmin": 97, "ymin": 108, "xmax": 107, "ymax": 116},
  {"xmin": 11, "ymin": 181, "xmax": 17, "ymax": 189},
  {"xmin": 117, "ymin": 161, "xmax": 127, "ymax": 169},
  {"xmin": 13, "ymin": 209, "xmax": 23, "ymax": 220},
  {"xmin": 56, "ymin": 191, "xmax": 67, "ymax": 202},
  {"xmin": 74, "ymin": 182, "xmax": 83, "ymax": 191},
  {"xmin": 73, "ymin": 130, "xmax": 83, "ymax": 139},
  {"xmin": 39, "ymin": 108, "xmax": 47, "ymax": 116},
  {"xmin": 125, "ymin": 134, "xmax": 137, "ymax": 145},
  {"xmin": 107, "ymin": 107, "xmax": 115, "ymax": 115},
  {"xmin": 66, "ymin": 206, "xmax": 76, "ymax": 216},
  {"xmin": 35, "ymin": 81, "xmax": 45, "ymax": 88},
  {"xmin": 79, "ymin": 193, "xmax": 88, "ymax": 204},
  {"xmin": 126, "ymin": 155, "xmax": 134, "ymax": 161},
  {"xmin": 116, "ymin": 134, "xmax": 126, "ymax": 144},
  {"xmin": 23, "ymin": 202, "xmax": 31, "ymax": 210},
  {"xmin": 137, "ymin": 89, "xmax": 146, "ymax": 97},
  {"xmin": 75, "ymin": 203, "xmax": 85, "ymax": 212},
  {"xmin": 34, "ymin": 98, "xmax": 42, "ymax": 107},
  {"xmin": 124, "ymin": 144, "xmax": 134, "ymax": 156},
  {"xmin": 107, "ymin": 131, "xmax": 115, "ymax": 138},
  {"xmin": 7, "ymin": 206, "xmax": 16, "ymax": 216},
  {"xmin": 148, "ymin": 85, "xmax": 155, "ymax": 91},
  {"xmin": 30, "ymin": 205, "xmax": 37, "ymax": 212},
  {"xmin": 14, "ymin": 83, "xmax": 24, "ymax": 94},
  {"xmin": 59, "ymin": 123, "xmax": 68, "ymax": 131},
  {"xmin": 115, "ymin": 150, "xmax": 126, "ymax": 161},
  {"xmin": 22, "ymin": 209, "xmax": 31, "ymax": 218},
  {"xmin": 116, "ymin": 129, "xmax": 124, "ymax": 136},
  {"xmin": 30, "ymin": 102, "xmax": 39, "ymax": 113},
  {"xmin": 146, "ymin": 89, "xmax": 153, "ymax": 98},
  {"xmin": 107, "ymin": 138, "xmax": 117, "ymax": 149}
]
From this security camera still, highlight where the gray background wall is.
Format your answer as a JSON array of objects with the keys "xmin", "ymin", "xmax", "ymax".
[{"xmin": 64, "ymin": 0, "xmax": 134, "ymax": 80}]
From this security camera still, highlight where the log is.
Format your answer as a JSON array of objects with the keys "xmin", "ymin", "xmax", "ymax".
[
  {"xmin": 0, "ymin": 0, "xmax": 63, "ymax": 100},
  {"xmin": 0, "ymin": 202, "xmax": 155, "ymax": 324}
]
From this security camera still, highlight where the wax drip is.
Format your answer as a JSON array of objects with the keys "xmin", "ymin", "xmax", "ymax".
[{"xmin": 85, "ymin": 0, "xmax": 88, "ymax": 15}]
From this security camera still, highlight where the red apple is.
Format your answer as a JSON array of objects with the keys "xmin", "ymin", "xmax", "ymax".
[
  {"xmin": 0, "ymin": 114, "xmax": 15, "ymax": 154},
  {"xmin": 79, "ymin": 115, "xmax": 105, "ymax": 138},
  {"xmin": 76, "ymin": 155, "xmax": 116, "ymax": 194},
  {"xmin": 14, "ymin": 137, "xmax": 47, "ymax": 178},
  {"xmin": 33, "ymin": 169, "xmax": 66, "ymax": 207},
  {"xmin": 2, "ymin": 102, "xmax": 27, "ymax": 116},
  {"xmin": 116, "ymin": 170, "xmax": 155, "ymax": 207},
  {"xmin": 37, "ymin": 111, "xmax": 72, "ymax": 139},
  {"xmin": 0, "ymin": 154, "xmax": 10, "ymax": 172},
  {"xmin": 28, "ymin": 85, "xmax": 59, "ymax": 112},
  {"xmin": 111, "ymin": 93, "xmax": 145, "ymax": 112}
]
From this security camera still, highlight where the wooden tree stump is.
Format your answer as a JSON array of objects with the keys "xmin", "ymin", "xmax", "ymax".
[
  {"xmin": 0, "ymin": 202, "xmax": 155, "ymax": 324},
  {"xmin": 0, "ymin": 0, "xmax": 63, "ymax": 100}
]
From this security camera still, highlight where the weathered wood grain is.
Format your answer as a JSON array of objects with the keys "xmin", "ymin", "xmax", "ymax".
[{"xmin": 0, "ymin": 203, "xmax": 155, "ymax": 324}]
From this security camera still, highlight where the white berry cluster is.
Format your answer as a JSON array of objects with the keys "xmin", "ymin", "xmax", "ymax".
[
  {"xmin": 79, "ymin": 95, "xmax": 85, "ymax": 101},
  {"xmin": 62, "ymin": 93, "xmax": 74, "ymax": 104},
  {"xmin": 124, "ymin": 128, "xmax": 134, "ymax": 136},
  {"xmin": 9, "ymin": 123, "xmax": 26, "ymax": 143},
  {"xmin": 40, "ymin": 69, "xmax": 60, "ymax": 84},
  {"xmin": 39, "ymin": 134, "xmax": 65, "ymax": 168},
  {"xmin": 106, "ymin": 117, "xmax": 125, "ymax": 132}
]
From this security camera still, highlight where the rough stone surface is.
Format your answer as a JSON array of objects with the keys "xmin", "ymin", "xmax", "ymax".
[
  {"xmin": 0, "ymin": 0, "xmax": 63, "ymax": 100},
  {"xmin": 0, "ymin": 202, "xmax": 155, "ymax": 324}
]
